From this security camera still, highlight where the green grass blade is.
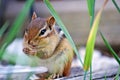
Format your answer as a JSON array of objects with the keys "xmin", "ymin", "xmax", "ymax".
[
  {"xmin": 84, "ymin": 71, "xmax": 87, "ymax": 80},
  {"xmin": 87, "ymin": 0, "xmax": 95, "ymax": 79},
  {"xmin": 115, "ymin": 66, "xmax": 120, "ymax": 80},
  {"xmin": 0, "ymin": 43, "xmax": 7, "ymax": 59},
  {"xmin": 104, "ymin": 73, "xmax": 107, "ymax": 80},
  {"xmin": 0, "ymin": 21, "xmax": 9, "ymax": 37},
  {"xmin": 44, "ymin": 0, "xmax": 83, "ymax": 65},
  {"xmin": 99, "ymin": 32, "xmax": 120, "ymax": 65},
  {"xmin": 87, "ymin": 0, "xmax": 95, "ymax": 16},
  {"xmin": 0, "ymin": 0, "xmax": 34, "ymax": 59},
  {"xmin": 87, "ymin": 0, "xmax": 95, "ymax": 28},
  {"xmin": 114, "ymin": 66, "xmax": 120, "ymax": 80},
  {"xmin": 84, "ymin": 0, "xmax": 108, "ymax": 71},
  {"xmin": 89, "ymin": 0, "xmax": 95, "ymax": 28},
  {"xmin": 112, "ymin": 0, "xmax": 120, "ymax": 13},
  {"xmin": 89, "ymin": 64, "xmax": 92, "ymax": 80}
]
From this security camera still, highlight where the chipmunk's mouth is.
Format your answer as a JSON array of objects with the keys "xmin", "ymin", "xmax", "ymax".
[
  {"xmin": 23, "ymin": 47, "xmax": 37, "ymax": 56},
  {"xmin": 23, "ymin": 42, "xmax": 46, "ymax": 56},
  {"xmin": 28, "ymin": 44, "xmax": 45, "ymax": 49}
]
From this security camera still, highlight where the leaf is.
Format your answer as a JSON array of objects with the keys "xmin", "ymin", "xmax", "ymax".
[
  {"xmin": 87, "ymin": 0, "xmax": 95, "ymax": 28},
  {"xmin": 84, "ymin": 0, "xmax": 108, "ymax": 71},
  {"xmin": 0, "ymin": 21, "xmax": 9, "ymax": 38},
  {"xmin": 87, "ymin": 0, "xmax": 95, "ymax": 16},
  {"xmin": 100, "ymin": 31, "xmax": 120, "ymax": 65},
  {"xmin": 114, "ymin": 66, "xmax": 120, "ymax": 80},
  {"xmin": 87, "ymin": 0, "xmax": 95, "ymax": 79},
  {"xmin": 112, "ymin": 0, "xmax": 120, "ymax": 13},
  {"xmin": 44, "ymin": 0, "xmax": 83, "ymax": 65}
]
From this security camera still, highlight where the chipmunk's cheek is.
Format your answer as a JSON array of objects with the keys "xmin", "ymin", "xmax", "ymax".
[
  {"xmin": 36, "ymin": 51, "xmax": 46, "ymax": 59},
  {"xmin": 38, "ymin": 38, "xmax": 50, "ymax": 47}
]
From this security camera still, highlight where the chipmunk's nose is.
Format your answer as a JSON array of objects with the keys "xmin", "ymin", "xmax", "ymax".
[{"xmin": 28, "ymin": 40, "xmax": 36, "ymax": 47}]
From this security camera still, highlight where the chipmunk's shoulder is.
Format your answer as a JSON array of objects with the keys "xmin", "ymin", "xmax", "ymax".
[{"xmin": 54, "ymin": 25, "xmax": 66, "ymax": 38}]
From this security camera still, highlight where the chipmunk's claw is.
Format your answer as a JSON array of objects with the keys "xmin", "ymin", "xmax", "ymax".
[
  {"xmin": 47, "ymin": 74, "xmax": 60, "ymax": 80},
  {"xmin": 56, "ymin": 74, "xmax": 60, "ymax": 78},
  {"xmin": 48, "ymin": 74, "xmax": 56, "ymax": 79}
]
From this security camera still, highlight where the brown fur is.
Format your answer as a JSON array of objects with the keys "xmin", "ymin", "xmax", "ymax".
[{"xmin": 23, "ymin": 12, "xmax": 74, "ymax": 79}]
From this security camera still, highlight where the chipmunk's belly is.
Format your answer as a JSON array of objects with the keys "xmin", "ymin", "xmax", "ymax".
[{"xmin": 38, "ymin": 54, "xmax": 67, "ymax": 75}]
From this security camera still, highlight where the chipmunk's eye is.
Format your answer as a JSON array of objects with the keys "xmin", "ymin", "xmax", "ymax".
[{"xmin": 39, "ymin": 29, "xmax": 46, "ymax": 36}]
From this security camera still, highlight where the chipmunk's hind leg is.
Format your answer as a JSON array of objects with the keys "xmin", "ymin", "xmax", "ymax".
[{"xmin": 63, "ymin": 60, "xmax": 72, "ymax": 77}]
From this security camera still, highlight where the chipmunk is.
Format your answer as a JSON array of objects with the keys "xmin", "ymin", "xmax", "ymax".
[{"xmin": 23, "ymin": 12, "xmax": 74, "ymax": 79}]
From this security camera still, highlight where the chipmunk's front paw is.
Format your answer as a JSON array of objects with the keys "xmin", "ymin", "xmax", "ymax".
[{"xmin": 23, "ymin": 48, "xmax": 36, "ymax": 56}]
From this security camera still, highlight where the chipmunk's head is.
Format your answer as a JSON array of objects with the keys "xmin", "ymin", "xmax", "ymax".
[{"xmin": 23, "ymin": 12, "xmax": 59, "ymax": 58}]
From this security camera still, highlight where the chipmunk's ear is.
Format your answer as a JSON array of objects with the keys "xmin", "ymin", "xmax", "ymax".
[
  {"xmin": 32, "ymin": 12, "xmax": 37, "ymax": 20},
  {"xmin": 47, "ymin": 16, "xmax": 55, "ymax": 30}
]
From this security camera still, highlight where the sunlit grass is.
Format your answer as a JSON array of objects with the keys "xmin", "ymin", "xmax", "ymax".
[
  {"xmin": 84, "ymin": 0, "xmax": 108, "ymax": 71},
  {"xmin": 84, "ymin": 0, "xmax": 108, "ymax": 79},
  {"xmin": 86, "ymin": 0, "xmax": 96, "ymax": 79}
]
